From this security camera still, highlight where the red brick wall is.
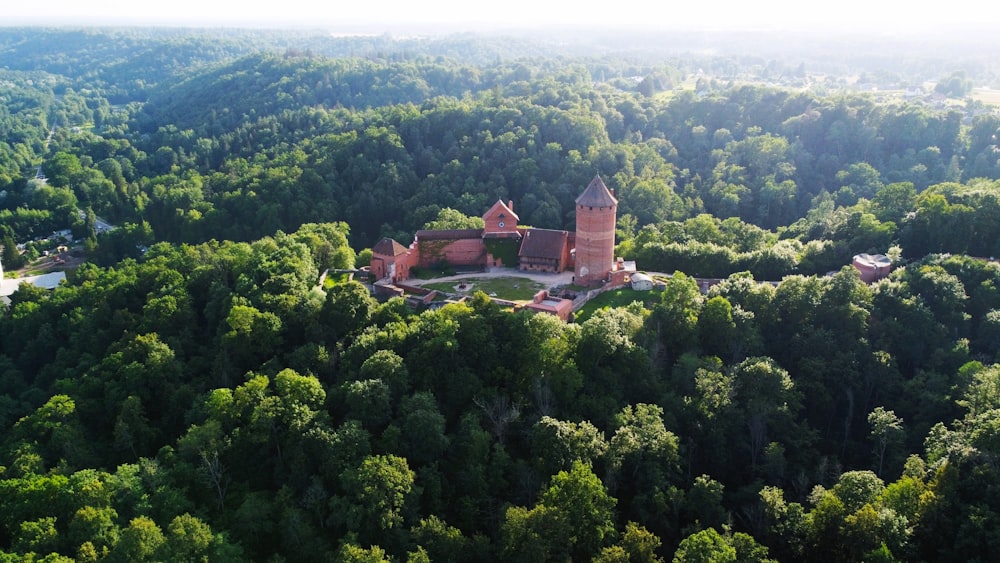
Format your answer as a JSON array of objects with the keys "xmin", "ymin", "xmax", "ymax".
[
  {"xmin": 371, "ymin": 254, "xmax": 389, "ymax": 280},
  {"xmin": 395, "ymin": 250, "xmax": 417, "ymax": 280},
  {"xmin": 418, "ymin": 238, "xmax": 486, "ymax": 268}
]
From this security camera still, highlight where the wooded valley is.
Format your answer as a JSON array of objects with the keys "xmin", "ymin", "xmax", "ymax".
[{"xmin": 2, "ymin": 26, "xmax": 1000, "ymax": 561}]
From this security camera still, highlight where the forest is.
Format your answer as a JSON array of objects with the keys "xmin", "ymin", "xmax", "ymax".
[{"xmin": 3, "ymin": 26, "xmax": 1000, "ymax": 561}]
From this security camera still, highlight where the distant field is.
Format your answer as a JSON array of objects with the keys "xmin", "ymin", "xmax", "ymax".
[
  {"xmin": 972, "ymin": 88, "xmax": 1000, "ymax": 106},
  {"xmin": 422, "ymin": 276, "xmax": 546, "ymax": 302}
]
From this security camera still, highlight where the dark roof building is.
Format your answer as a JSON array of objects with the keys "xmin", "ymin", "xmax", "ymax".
[
  {"xmin": 518, "ymin": 228, "xmax": 570, "ymax": 273},
  {"xmin": 373, "ymin": 237, "xmax": 409, "ymax": 257}
]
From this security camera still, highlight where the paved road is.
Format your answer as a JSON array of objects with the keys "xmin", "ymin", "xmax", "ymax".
[{"xmin": 94, "ymin": 215, "xmax": 115, "ymax": 233}]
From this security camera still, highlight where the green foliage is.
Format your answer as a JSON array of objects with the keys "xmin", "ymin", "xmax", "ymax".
[
  {"xmin": 501, "ymin": 460, "xmax": 617, "ymax": 561},
  {"xmin": 421, "ymin": 208, "xmax": 485, "ymax": 231},
  {"xmin": 339, "ymin": 454, "xmax": 415, "ymax": 532},
  {"xmin": 482, "ymin": 237, "xmax": 520, "ymax": 267},
  {"xmin": 5, "ymin": 25, "xmax": 1000, "ymax": 563},
  {"xmin": 673, "ymin": 528, "xmax": 735, "ymax": 563}
]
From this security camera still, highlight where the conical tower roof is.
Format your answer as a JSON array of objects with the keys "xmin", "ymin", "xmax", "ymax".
[{"xmin": 575, "ymin": 175, "xmax": 618, "ymax": 208}]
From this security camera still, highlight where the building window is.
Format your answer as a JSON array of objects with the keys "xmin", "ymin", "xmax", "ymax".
[{"xmin": 498, "ymin": 221, "xmax": 505, "ymax": 228}]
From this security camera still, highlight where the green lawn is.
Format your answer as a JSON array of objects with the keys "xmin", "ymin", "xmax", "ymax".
[
  {"xmin": 574, "ymin": 287, "xmax": 661, "ymax": 323},
  {"xmin": 322, "ymin": 272, "xmax": 351, "ymax": 289},
  {"xmin": 422, "ymin": 277, "xmax": 547, "ymax": 302}
]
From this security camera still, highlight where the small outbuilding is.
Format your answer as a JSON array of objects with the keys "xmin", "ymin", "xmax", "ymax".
[
  {"xmin": 521, "ymin": 290, "xmax": 574, "ymax": 322},
  {"xmin": 630, "ymin": 272, "xmax": 654, "ymax": 291},
  {"xmin": 852, "ymin": 253, "xmax": 892, "ymax": 283}
]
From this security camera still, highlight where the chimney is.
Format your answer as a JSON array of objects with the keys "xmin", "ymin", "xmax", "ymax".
[{"xmin": 508, "ymin": 200, "xmax": 514, "ymax": 212}]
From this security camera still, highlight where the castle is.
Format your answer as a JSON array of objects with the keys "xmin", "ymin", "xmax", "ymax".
[{"xmin": 371, "ymin": 175, "xmax": 633, "ymax": 287}]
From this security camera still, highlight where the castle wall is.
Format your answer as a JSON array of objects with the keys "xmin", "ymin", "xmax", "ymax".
[
  {"xmin": 371, "ymin": 255, "xmax": 390, "ymax": 281},
  {"xmin": 395, "ymin": 248, "xmax": 417, "ymax": 280},
  {"xmin": 417, "ymin": 238, "xmax": 486, "ymax": 268}
]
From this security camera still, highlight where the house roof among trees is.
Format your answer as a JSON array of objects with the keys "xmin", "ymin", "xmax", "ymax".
[
  {"xmin": 575, "ymin": 175, "xmax": 618, "ymax": 208},
  {"xmin": 373, "ymin": 237, "xmax": 409, "ymax": 256},
  {"xmin": 518, "ymin": 228, "xmax": 568, "ymax": 260},
  {"xmin": 0, "ymin": 271, "xmax": 67, "ymax": 298}
]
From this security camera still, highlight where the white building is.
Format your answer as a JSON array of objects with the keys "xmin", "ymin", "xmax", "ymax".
[{"xmin": 630, "ymin": 272, "xmax": 654, "ymax": 291}]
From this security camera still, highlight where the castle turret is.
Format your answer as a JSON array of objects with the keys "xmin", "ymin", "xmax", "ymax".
[{"xmin": 574, "ymin": 175, "xmax": 617, "ymax": 284}]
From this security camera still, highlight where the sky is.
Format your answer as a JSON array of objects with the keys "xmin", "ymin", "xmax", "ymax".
[{"xmin": 3, "ymin": 0, "xmax": 1000, "ymax": 33}]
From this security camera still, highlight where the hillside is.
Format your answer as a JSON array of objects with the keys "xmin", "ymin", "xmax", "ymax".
[{"xmin": 2, "ymin": 26, "xmax": 1000, "ymax": 562}]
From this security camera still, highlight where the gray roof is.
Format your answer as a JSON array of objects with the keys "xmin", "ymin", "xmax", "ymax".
[
  {"xmin": 575, "ymin": 175, "xmax": 618, "ymax": 208},
  {"xmin": 518, "ymin": 228, "xmax": 568, "ymax": 260},
  {"xmin": 0, "ymin": 271, "xmax": 66, "ymax": 297},
  {"xmin": 854, "ymin": 253, "xmax": 892, "ymax": 267},
  {"xmin": 415, "ymin": 229, "xmax": 484, "ymax": 241}
]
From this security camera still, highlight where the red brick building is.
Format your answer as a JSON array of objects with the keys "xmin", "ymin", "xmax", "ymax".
[
  {"xmin": 371, "ymin": 237, "xmax": 413, "ymax": 282},
  {"xmin": 370, "ymin": 176, "xmax": 618, "ymax": 286},
  {"xmin": 521, "ymin": 290, "xmax": 574, "ymax": 321},
  {"xmin": 574, "ymin": 176, "xmax": 619, "ymax": 285},
  {"xmin": 518, "ymin": 228, "xmax": 572, "ymax": 273},
  {"xmin": 482, "ymin": 199, "xmax": 520, "ymax": 235}
]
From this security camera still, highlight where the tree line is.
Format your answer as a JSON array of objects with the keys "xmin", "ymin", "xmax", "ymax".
[{"xmin": 3, "ymin": 221, "xmax": 1000, "ymax": 559}]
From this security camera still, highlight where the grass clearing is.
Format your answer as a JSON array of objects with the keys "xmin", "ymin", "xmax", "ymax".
[
  {"xmin": 323, "ymin": 273, "xmax": 351, "ymax": 289},
  {"xmin": 422, "ymin": 276, "xmax": 547, "ymax": 302},
  {"xmin": 575, "ymin": 287, "xmax": 661, "ymax": 323}
]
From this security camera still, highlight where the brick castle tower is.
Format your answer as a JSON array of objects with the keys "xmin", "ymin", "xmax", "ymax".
[{"xmin": 574, "ymin": 175, "xmax": 618, "ymax": 285}]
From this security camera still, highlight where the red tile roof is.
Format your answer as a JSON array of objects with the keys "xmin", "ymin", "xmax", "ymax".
[
  {"xmin": 483, "ymin": 199, "xmax": 520, "ymax": 222},
  {"xmin": 373, "ymin": 237, "xmax": 409, "ymax": 256}
]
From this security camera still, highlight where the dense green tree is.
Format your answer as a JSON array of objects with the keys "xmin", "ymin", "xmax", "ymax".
[
  {"xmin": 337, "ymin": 454, "xmax": 415, "ymax": 535},
  {"xmin": 531, "ymin": 416, "xmax": 608, "ymax": 477},
  {"xmin": 868, "ymin": 407, "xmax": 905, "ymax": 477},
  {"xmin": 420, "ymin": 208, "xmax": 485, "ymax": 230},
  {"xmin": 501, "ymin": 460, "xmax": 617, "ymax": 562},
  {"xmin": 673, "ymin": 527, "xmax": 735, "ymax": 563},
  {"xmin": 109, "ymin": 516, "xmax": 165, "ymax": 563}
]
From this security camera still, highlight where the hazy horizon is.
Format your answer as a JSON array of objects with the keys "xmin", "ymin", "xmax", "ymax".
[{"xmin": 4, "ymin": 0, "xmax": 1000, "ymax": 38}]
